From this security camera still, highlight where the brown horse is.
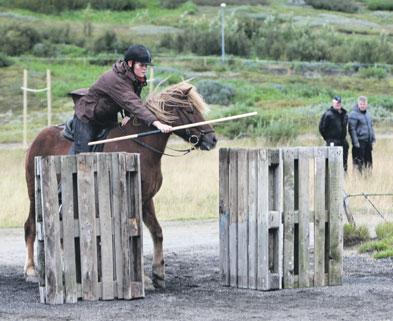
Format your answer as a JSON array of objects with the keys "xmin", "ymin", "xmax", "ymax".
[{"xmin": 24, "ymin": 82, "xmax": 217, "ymax": 288}]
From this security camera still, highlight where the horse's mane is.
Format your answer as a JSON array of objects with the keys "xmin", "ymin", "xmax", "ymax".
[{"xmin": 145, "ymin": 81, "xmax": 208, "ymax": 124}]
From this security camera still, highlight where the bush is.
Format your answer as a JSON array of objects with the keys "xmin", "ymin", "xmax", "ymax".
[
  {"xmin": 344, "ymin": 224, "xmax": 370, "ymax": 247},
  {"xmin": 0, "ymin": 53, "xmax": 14, "ymax": 68},
  {"xmin": 0, "ymin": 25, "xmax": 41, "ymax": 56},
  {"xmin": 196, "ymin": 80, "xmax": 235, "ymax": 105},
  {"xmin": 193, "ymin": 0, "xmax": 269, "ymax": 4},
  {"xmin": 375, "ymin": 222, "xmax": 393, "ymax": 239},
  {"xmin": 92, "ymin": 31, "xmax": 121, "ymax": 54},
  {"xmin": 89, "ymin": 0, "xmax": 144, "ymax": 10},
  {"xmin": 358, "ymin": 67, "xmax": 388, "ymax": 80},
  {"xmin": 367, "ymin": 0, "xmax": 393, "ymax": 11},
  {"xmin": 32, "ymin": 42, "xmax": 57, "ymax": 57},
  {"xmin": 304, "ymin": 0, "xmax": 359, "ymax": 13},
  {"xmin": 159, "ymin": 0, "xmax": 187, "ymax": 9}
]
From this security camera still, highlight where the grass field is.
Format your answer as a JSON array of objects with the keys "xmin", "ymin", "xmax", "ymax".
[{"xmin": 1, "ymin": 135, "xmax": 391, "ymax": 230}]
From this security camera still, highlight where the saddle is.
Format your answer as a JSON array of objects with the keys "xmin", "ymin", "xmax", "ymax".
[{"xmin": 62, "ymin": 88, "xmax": 110, "ymax": 150}]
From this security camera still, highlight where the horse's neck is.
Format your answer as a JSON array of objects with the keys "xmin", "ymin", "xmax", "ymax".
[{"xmin": 107, "ymin": 122, "xmax": 170, "ymax": 163}]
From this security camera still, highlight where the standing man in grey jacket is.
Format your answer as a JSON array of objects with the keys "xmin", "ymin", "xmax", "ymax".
[{"xmin": 348, "ymin": 96, "xmax": 376, "ymax": 173}]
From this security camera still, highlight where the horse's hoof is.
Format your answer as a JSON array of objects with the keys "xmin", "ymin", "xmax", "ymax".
[
  {"xmin": 152, "ymin": 273, "xmax": 165, "ymax": 289},
  {"xmin": 24, "ymin": 269, "xmax": 39, "ymax": 283},
  {"xmin": 144, "ymin": 274, "xmax": 154, "ymax": 290}
]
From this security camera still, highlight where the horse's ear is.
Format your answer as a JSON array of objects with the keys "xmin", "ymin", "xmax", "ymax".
[{"xmin": 183, "ymin": 86, "xmax": 192, "ymax": 96}]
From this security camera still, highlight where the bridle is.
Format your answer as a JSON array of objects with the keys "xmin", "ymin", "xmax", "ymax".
[{"xmin": 122, "ymin": 99, "xmax": 214, "ymax": 157}]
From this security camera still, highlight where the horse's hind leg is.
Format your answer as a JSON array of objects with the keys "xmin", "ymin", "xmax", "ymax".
[
  {"xmin": 24, "ymin": 198, "xmax": 38, "ymax": 282},
  {"xmin": 143, "ymin": 199, "xmax": 165, "ymax": 289}
]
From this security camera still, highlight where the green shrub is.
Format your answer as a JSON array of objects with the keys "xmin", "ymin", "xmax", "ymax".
[
  {"xmin": 92, "ymin": 31, "xmax": 120, "ymax": 54},
  {"xmin": 159, "ymin": 0, "xmax": 187, "ymax": 9},
  {"xmin": 375, "ymin": 222, "xmax": 393, "ymax": 239},
  {"xmin": 196, "ymin": 80, "xmax": 235, "ymax": 106},
  {"xmin": 89, "ymin": 0, "xmax": 144, "ymax": 10},
  {"xmin": 304, "ymin": 0, "xmax": 359, "ymax": 13},
  {"xmin": 374, "ymin": 248, "xmax": 393, "ymax": 259},
  {"xmin": 358, "ymin": 67, "xmax": 388, "ymax": 80},
  {"xmin": 344, "ymin": 224, "xmax": 370, "ymax": 247},
  {"xmin": 367, "ymin": 0, "xmax": 393, "ymax": 11},
  {"xmin": 0, "ymin": 25, "xmax": 41, "ymax": 56},
  {"xmin": 264, "ymin": 119, "xmax": 300, "ymax": 142},
  {"xmin": 0, "ymin": 53, "xmax": 14, "ymax": 68},
  {"xmin": 8, "ymin": 0, "xmax": 143, "ymax": 13},
  {"xmin": 193, "ymin": 0, "xmax": 270, "ymax": 4},
  {"xmin": 359, "ymin": 239, "xmax": 388, "ymax": 253},
  {"xmin": 32, "ymin": 42, "xmax": 57, "ymax": 57}
]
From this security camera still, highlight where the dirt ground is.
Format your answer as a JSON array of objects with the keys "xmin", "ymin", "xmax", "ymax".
[{"xmin": 1, "ymin": 220, "xmax": 393, "ymax": 321}]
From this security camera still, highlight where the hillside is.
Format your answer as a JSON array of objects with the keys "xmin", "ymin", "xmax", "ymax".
[{"xmin": 1, "ymin": 0, "xmax": 393, "ymax": 143}]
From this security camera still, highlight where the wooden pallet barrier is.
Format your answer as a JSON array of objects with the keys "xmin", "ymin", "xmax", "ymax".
[
  {"xmin": 35, "ymin": 152, "xmax": 144, "ymax": 304},
  {"xmin": 219, "ymin": 147, "xmax": 343, "ymax": 291}
]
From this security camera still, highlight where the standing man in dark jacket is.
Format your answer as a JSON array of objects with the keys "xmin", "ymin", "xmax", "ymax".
[
  {"xmin": 319, "ymin": 95, "xmax": 349, "ymax": 171},
  {"xmin": 348, "ymin": 96, "xmax": 375, "ymax": 173},
  {"xmin": 70, "ymin": 44, "xmax": 172, "ymax": 154}
]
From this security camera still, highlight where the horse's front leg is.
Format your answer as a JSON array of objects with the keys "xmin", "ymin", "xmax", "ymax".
[
  {"xmin": 143, "ymin": 199, "xmax": 165, "ymax": 289},
  {"xmin": 24, "ymin": 199, "xmax": 38, "ymax": 282}
]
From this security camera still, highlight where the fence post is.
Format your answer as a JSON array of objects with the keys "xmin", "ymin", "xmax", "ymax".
[
  {"xmin": 23, "ymin": 69, "xmax": 28, "ymax": 149},
  {"xmin": 47, "ymin": 69, "xmax": 52, "ymax": 126}
]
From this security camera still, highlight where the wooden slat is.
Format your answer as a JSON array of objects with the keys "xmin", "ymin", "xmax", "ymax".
[
  {"xmin": 256, "ymin": 149, "xmax": 269, "ymax": 290},
  {"xmin": 111, "ymin": 153, "xmax": 124, "ymax": 299},
  {"xmin": 77, "ymin": 154, "xmax": 98, "ymax": 301},
  {"xmin": 247, "ymin": 150, "xmax": 257, "ymax": 289},
  {"xmin": 34, "ymin": 157, "xmax": 46, "ymax": 303},
  {"xmin": 282, "ymin": 149, "xmax": 295, "ymax": 289},
  {"xmin": 127, "ymin": 153, "xmax": 144, "ymax": 299},
  {"xmin": 219, "ymin": 148, "xmax": 230, "ymax": 286},
  {"xmin": 118, "ymin": 153, "xmax": 132, "ymax": 299},
  {"xmin": 97, "ymin": 153, "xmax": 114, "ymax": 300},
  {"xmin": 228, "ymin": 149, "xmax": 238, "ymax": 287},
  {"xmin": 41, "ymin": 157, "xmax": 64, "ymax": 304},
  {"xmin": 298, "ymin": 149, "xmax": 310, "ymax": 288},
  {"xmin": 237, "ymin": 149, "xmax": 248, "ymax": 288},
  {"xmin": 327, "ymin": 147, "xmax": 344, "ymax": 285},
  {"xmin": 61, "ymin": 156, "xmax": 78, "ymax": 303},
  {"xmin": 314, "ymin": 147, "xmax": 327, "ymax": 287}
]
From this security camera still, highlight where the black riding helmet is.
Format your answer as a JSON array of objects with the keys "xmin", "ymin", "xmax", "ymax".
[{"xmin": 124, "ymin": 44, "xmax": 153, "ymax": 65}]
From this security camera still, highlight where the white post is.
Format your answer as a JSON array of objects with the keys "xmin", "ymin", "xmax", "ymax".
[
  {"xmin": 23, "ymin": 69, "xmax": 28, "ymax": 149},
  {"xmin": 47, "ymin": 69, "xmax": 52, "ymax": 126},
  {"xmin": 220, "ymin": 3, "xmax": 226, "ymax": 63}
]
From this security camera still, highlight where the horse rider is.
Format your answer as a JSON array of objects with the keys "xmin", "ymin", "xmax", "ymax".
[{"xmin": 69, "ymin": 44, "xmax": 173, "ymax": 154}]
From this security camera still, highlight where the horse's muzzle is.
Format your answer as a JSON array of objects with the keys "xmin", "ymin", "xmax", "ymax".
[{"xmin": 199, "ymin": 133, "xmax": 217, "ymax": 151}]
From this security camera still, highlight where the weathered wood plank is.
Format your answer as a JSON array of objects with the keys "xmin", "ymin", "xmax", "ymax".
[
  {"xmin": 77, "ymin": 154, "xmax": 98, "ymax": 301},
  {"xmin": 282, "ymin": 149, "xmax": 295, "ymax": 289},
  {"xmin": 314, "ymin": 147, "xmax": 327, "ymax": 287},
  {"xmin": 128, "ymin": 153, "xmax": 144, "ymax": 299},
  {"xmin": 41, "ymin": 157, "xmax": 64, "ymax": 304},
  {"xmin": 228, "ymin": 149, "xmax": 238, "ymax": 287},
  {"xmin": 247, "ymin": 150, "xmax": 257, "ymax": 289},
  {"xmin": 327, "ymin": 147, "xmax": 344, "ymax": 285},
  {"xmin": 97, "ymin": 153, "xmax": 114, "ymax": 300},
  {"xmin": 256, "ymin": 150, "xmax": 269, "ymax": 290},
  {"xmin": 237, "ymin": 149, "xmax": 249, "ymax": 289},
  {"xmin": 35, "ymin": 157, "xmax": 46, "ymax": 303},
  {"xmin": 219, "ymin": 148, "xmax": 230, "ymax": 286},
  {"xmin": 111, "ymin": 153, "xmax": 124, "ymax": 299},
  {"xmin": 298, "ymin": 149, "xmax": 310, "ymax": 288},
  {"xmin": 61, "ymin": 156, "xmax": 78, "ymax": 303}
]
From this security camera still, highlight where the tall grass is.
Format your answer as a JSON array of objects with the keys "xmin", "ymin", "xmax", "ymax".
[{"xmin": 2, "ymin": 135, "xmax": 393, "ymax": 227}]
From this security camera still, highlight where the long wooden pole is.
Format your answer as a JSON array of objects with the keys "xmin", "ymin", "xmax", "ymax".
[
  {"xmin": 47, "ymin": 69, "xmax": 52, "ymax": 126},
  {"xmin": 88, "ymin": 111, "xmax": 257, "ymax": 146}
]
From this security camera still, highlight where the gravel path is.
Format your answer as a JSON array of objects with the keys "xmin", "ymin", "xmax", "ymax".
[{"xmin": 1, "ymin": 220, "xmax": 393, "ymax": 321}]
